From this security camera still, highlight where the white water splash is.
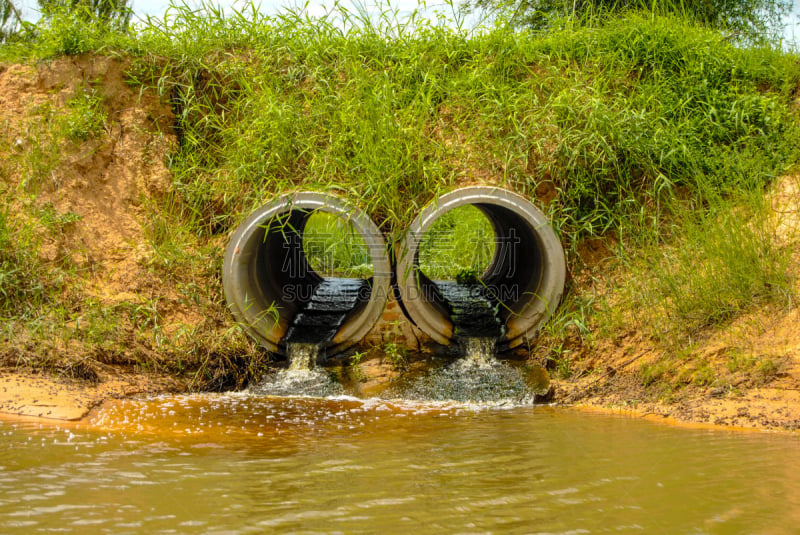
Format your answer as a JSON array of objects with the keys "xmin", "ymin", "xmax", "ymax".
[
  {"xmin": 287, "ymin": 342, "xmax": 320, "ymax": 371},
  {"xmin": 249, "ymin": 343, "xmax": 343, "ymax": 398},
  {"xmin": 387, "ymin": 337, "xmax": 548, "ymax": 405},
  {"xmin": 459, "ymin": 337, "xmax": 498, "ymax": 369}
]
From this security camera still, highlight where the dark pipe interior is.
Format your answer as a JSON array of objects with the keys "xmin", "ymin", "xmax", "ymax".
[
  {"xmin": 478, "ymin": 204, "xmax": 544, "ymax": 322},
  {"xmin": 253, "ymin": 210, "xmax": 318, "ymax": 322},
  {"xmin": 252, "ymin": 209, "xmax": 371, "ymax": 350},
  {"xmin": 284, "ymin": 278, "xmax": 370, "ymax": 345},
  {"xmin": 434, "ymin": 281, "xmax": 504, "ymax": 340},
  {"xmin": 412, "ymin": 203, "xmax": 545, "ymax": 349}
]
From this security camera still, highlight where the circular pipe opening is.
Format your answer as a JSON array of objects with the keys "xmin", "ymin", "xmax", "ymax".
[
  {"xmin": 417, "ymin": 205, "xmax": 496, "ymax": 281},
  {"xmin": 396, "ymin": 186, "xmax": 566, "ymax": 350},
  {"xmin": 223, "ymin": 192, "xmax": 391, "ymax": 356}
]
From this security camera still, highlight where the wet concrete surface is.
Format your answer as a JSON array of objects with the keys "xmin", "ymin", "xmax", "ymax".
[
  {"xmin": 283, "ymin": 278, "xmax": 369, "ymax": 345},
  {"xmin": 435, "ymin": 281, "xmax": 503, "ymax": 339}
]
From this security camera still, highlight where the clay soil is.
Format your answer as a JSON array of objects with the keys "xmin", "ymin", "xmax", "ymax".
[
  {"xmin": 550, "ymin": 174, "xmax": 800, "ymax": 432},
  {"xmin": 555, "ymin": 314, "xmax": 800, "ymax": 432},
  {"xmin": 1, "ymin": 57, "xmax": 799, "ymax": 433}
]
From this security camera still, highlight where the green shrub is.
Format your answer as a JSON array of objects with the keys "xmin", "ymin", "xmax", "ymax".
[
  {"xmin": 0, "ymin": 202, "xmax": 45, "ymax": 317},
  {"xmin": 63, "ymin": 89, "xmax": 106, "ymax": 141}
]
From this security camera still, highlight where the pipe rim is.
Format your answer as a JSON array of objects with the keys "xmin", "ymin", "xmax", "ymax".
[
  {"xmin": 223, "ymin": 192, "xmax": 391, "ymax": 356},
  {"xmin": 396, "ymin": 186, "xmax": 566, "ymax": 348}
]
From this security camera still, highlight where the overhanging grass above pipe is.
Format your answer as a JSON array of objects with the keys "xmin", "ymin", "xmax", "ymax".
[{"xmin": 5, "ymin": 6, "xmax": 799, "ymax": 248}]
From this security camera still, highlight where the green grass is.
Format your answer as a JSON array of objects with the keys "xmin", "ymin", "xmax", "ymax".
[
  {"xmin": 3, "ymin": 3, "xmax": 794, "ymax": 243},
  {"xmin": 588, "ymin": 182, "xmax": 797, "ymax": 398},
  {"xmin": 302, "ymin": 211, "xmax": 373, "ymax": 278},
  {"xmin": 1, "ymin": 1, "xmax": 799, "ymax": 386},
  {"xmin": 0, "ymin": 68, "xmax": 264, "ymax": 389},
  {"xmin": 63, "ymin": 88, "xmax": 106, "ymax": 141},
  {"xmin": 610, "ymin": 189, "xmax": 795, "ymax": 344},
  {"xmin": 0, "ymin": 199, "xmax": 46, "ymax": 317},
  {"xmin": 418, "ymin": 205, "xmax": 496, "ymax": 280}
]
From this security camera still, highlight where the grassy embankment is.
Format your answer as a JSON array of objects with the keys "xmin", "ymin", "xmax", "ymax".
[{"xmin": 0, "ymin": 3, "xmax": 798, "ymax": 395}]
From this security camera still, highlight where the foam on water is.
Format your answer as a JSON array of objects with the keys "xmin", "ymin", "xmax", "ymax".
[
  {"xmin": 246, "ymin": 336, "xmax": 548, "ymax": 407},
  {"xmin": 386, "ymin": 337, "xmax": 547, "ymax": 406},
  {"xmin": 248, "ymin": 342, "xmax": 344, "ymax": 398},
  {"xmin": 249, "ymin": 369, "xmax": 345, "ymax": 398}
]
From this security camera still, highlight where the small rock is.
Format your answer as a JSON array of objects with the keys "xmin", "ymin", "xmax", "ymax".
[
  {"xmin": 709, "ymin": 387, "xmax": 726, "ymax": 398},
  {"xmin": 536, "ymin": 384, "xmax": 556, "ymax": 402}
]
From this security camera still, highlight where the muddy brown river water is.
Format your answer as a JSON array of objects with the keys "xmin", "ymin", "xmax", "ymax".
[{"xmin": 1, "ymin": 394, "xmax": 798, "ymax": 533}]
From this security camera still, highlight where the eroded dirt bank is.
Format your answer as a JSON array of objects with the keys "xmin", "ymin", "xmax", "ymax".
[
  {"xmin": 556, "ymin": 303, "xmax": 800, "ymax": 431},
  {"xmin": 1, "ymin": 58, "xmax": 799, "ymax": 432},
  {"xmin": 1, "ymin": 56, "xmax": 264, "ymax": 394}
]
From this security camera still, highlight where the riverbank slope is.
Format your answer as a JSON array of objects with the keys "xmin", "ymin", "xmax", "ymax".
[{"xmin": 2, "ymin": 10, "xmax": 800, "ymax": 431}]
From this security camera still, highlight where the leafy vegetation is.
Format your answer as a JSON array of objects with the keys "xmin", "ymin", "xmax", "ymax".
[
  {"xmin": 303, "ymin": 212, "xmax": 373, "ymax": 278},
  {"xmin": 0, "ymin": 0, "xmax": 21, "ymax": 43},
  {"xmin": 39, "ymin": 0, "xmax": 133, "ymax": 31},
  {"xmin": 3, "ymin": 3, "xmax": 795, "ymax": 241},
  {"xmin": 63, "ymin": 89, "xmax": 106, "ymax": 141},
  {"xmin": 0, "ymin": 1, "xmax": 798, "ymax": 392},
  {"xmin": 418, "ymin": 206, "xmax": 495, "ymax": 280},
  {"xmin": 613, "ymin": 190, "xmax": 795, "ymax": 343},
  {"xmin": 469, "ymin": 0, "xmax": 790, "ymax": 44},
  {"xmin": 0, "ymin": 199, "xmax": 48, "ymax": 317}
]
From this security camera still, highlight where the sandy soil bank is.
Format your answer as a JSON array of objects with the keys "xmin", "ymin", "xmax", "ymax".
[
  {"xmin": 1, "ymin": 58, "xmax": 798, "ymax": 434},
  {"xmin": 0, "ymin": 371, "xmax": 181, "ymax": 421}
]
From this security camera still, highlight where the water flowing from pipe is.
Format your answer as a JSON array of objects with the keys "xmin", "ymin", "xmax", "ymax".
[
  {"xmin": 460, "ymin": 337, "xmax": 498, "ymax": 368},
  {"xmin": 287, "ymin": 342, "xmax": 320, "ymax": 371},
  {"xmin": 249, "ymin": 343, "xmax": 343, "ymax": 398},
  {"xmin": 388, "ymin": 336, "xmax": 548, "ymax": 405}
]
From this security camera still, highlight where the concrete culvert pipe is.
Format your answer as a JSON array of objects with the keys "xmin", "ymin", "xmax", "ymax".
[
  {"xmin": 223, "ymin": 192, "xmax": 391, "ymax": 357},
  {"xmin": 395, "ymin": 186, "xmax": 566, "ymax": 350}
]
